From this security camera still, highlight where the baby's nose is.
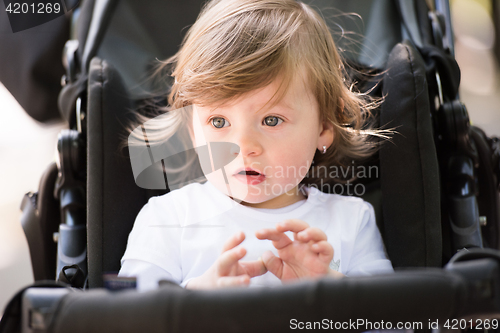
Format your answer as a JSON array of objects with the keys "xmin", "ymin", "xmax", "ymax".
[{"xmin": 233, "ymin": 129, "xmax": 263, "ymax": 156}]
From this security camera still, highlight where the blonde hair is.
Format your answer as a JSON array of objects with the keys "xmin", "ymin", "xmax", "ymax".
[{"xmin": 128, "ymin": 0, "xmax": 392, "ymax": 188}]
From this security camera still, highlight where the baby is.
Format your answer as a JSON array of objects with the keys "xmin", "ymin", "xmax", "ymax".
[{"xmin": 119, "ymin": 0, "xmax": 393, "ymax": 290}]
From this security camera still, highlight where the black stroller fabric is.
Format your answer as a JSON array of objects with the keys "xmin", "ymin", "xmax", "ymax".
[
  {"xmin": 86, "ymin": 58, "xmax": 167, "ymax": 288},
  {"xmin": 380, "ymin": 41, "xmax": 442, "ymax": 268},
  {"xmin": 47, "ymin": 271, "xmax": 467, "ymax": 333}
]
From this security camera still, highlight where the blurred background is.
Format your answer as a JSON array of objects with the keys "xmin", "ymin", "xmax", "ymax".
[
  {"xmin": 1, "ymin": 0, "xmax": 500, "ymax": 315},
  {"xmin": 452, "ymin": 0, "xmax": 500, "ymax": 136}
]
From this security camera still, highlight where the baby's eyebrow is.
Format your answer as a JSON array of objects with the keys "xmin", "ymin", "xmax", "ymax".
[
  {"xmin": 277, "ymin": 101, "xmax": 296, "ymax": 112},
  {"xmin": 257, "ymin": 98, "xmax": 297, "ymax": 113},
  {"xmin": 203, "ymin": 99, "xmax": 296, "ymax": 115},
  {"xmin": 266, "ymin": 101, "xmax": 296, "ymax": 115}
]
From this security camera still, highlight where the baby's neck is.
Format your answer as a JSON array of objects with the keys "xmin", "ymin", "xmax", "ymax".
[{"xmin": 238, "ymin": 189, "xmax": 307, "ymax": 209}]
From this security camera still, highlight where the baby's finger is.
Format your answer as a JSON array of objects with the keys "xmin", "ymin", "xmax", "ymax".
[
  {"xmin": 221, "ymin": 231, "xmax": 245, "ymax": 253},
  {"xmin": 312, "ymin": 241, "xmax": 334, "ymax": 262},
  {"xmin": 261, "ymin": 250, "xmax": 284, "ymax": 279},
  {"xmin": 216, "ymin": 275, "xmax": 250, "ymax": 288},
  {"xmin": 218, "ymin": 246, "xmax": 246, "ymax": 275},
  {"xmin": 255, "ymin": 228, "xmax": 277, "ymax": 240},
  {"xmin": 276, "ymin": 219, "xmax": 309, "ymax": 233},
  {"xmin": 297, "ymin": 227, "xmax": 327, "ymax": 242},
  {"xmin": 240, "ymin": 259, "xmax": 267, "ymax": 277},
  {"xmin": 255, "ymin": 228, "xmax": 292, "ymax": 250}
]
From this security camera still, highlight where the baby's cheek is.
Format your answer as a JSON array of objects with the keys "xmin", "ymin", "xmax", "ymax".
[
  {"xmin": 206, "ymin": 171, "xmax": 250, "ymax": 203},
  {"xmin": 281, "ymin": 156, "xmax": 312, "ymax": 182}
]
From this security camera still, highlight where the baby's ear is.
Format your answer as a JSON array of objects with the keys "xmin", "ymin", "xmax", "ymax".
[{"xmin": 319, "ymin": 118, "xmax": 335, "ymax": 147}]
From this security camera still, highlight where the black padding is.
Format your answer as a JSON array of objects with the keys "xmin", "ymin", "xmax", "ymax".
[
  {"xmin": 380, "ymin": 41, "xmax": 442, "ymax": 268},
  {"xmin": 49, "ymin": 270, "xmax": 466, "ymax": 333},
  {"xmin": 87, "ymin": 58, "xmax": 164, "ymax": 288}
]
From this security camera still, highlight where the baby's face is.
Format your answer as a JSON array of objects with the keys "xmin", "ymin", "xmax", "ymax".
[{"xmin": 191, "ymin": 70, "xmax": 332, "ymax": 208}]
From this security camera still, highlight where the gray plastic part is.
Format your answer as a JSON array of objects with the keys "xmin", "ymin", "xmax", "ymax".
[{"xmin": 22, "ymin": 288, "xmax": 71, "ymax": 333}]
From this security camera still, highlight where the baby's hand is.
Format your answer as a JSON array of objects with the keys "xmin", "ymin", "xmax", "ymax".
[
  {"xmin": 185, "ymin": 232, "xmax": 267, "ymax": 289},
  {"xmin": 255, "ymin": 219, "xmax": 334, "ymax": 281}
]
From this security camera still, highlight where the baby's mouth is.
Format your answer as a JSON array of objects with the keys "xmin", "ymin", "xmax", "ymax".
[
  {"xmin": 238, "ymin": 170, "xmax": 261, "ymax": 176},
  {"xmin": 233, "ymin": 168, "xmax": 266, "ymax": 185}
]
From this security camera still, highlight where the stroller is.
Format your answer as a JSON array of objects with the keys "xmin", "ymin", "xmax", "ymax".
[{"xmin": 1, "ymin": 0, "xmax": 500, "ymax": 331}]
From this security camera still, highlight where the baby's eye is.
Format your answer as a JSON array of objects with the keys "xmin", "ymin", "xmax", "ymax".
[
  {"xmin": 263, "ymin": 116, "xmax": 283, "ymax": 127},
  {"xmin": 211, "ymin": 117, "xmax": 229, "ymax": 128}
]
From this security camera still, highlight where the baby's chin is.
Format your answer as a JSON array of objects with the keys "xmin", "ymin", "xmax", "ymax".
[
  {"xmin": 226, "ymin": 190, "xmax": 273, "ymax": 206},
  {"xmin": 205, "ymin": 174, "xmax": 302, "ymax": 207},
  {"xmin": 209, "ymin": 181, "xmax": 277, "ymax": 206},
  {"xmin": 231, "ymin": 194, "xmax": 270, "ymax": 205},
  {"xmin": 227, "ymin": 185, "xmax": 299, "ymax": 208},
  {"xmin": 231, "ymin": 192, "xmax": 301, "ymax": 209},
  {"xmin": 229, "ymin": 197, "xmax": 260, "ymax": 206}
]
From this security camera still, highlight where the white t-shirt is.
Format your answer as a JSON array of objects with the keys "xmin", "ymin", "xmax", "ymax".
[{"xmin": 119, "ymin": 181, "xmax": 394, "ymax": 290}]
